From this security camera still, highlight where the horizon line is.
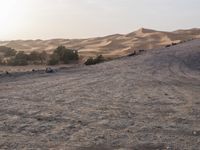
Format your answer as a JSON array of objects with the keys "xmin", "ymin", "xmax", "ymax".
[{"xmin": 0, "ymin": 27, "xmax": 199, "ymax": 41}]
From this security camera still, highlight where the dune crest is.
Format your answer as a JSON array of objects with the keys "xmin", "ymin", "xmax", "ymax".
[{"xmin": 0, "ymin": 28, "xmax": 200, "ymax": 59}]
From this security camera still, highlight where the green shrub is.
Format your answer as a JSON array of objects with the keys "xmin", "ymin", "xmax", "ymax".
[
  {"xmin": 28, "ymin": 51, "xmax": 41, "ymax": 61},
  {"xmin": 0, "ymin": 57, "xmax": 4, "ymax": 65},
  {"xmin": 84, "ymin": 55, "xmax": 105, "ymax": 65},
  {"xmin": 48, "ymin": 53, "xmax": 59, "ymax": 65},
  {"xmin": 39, "ymin": 51, "xmax": 48, "ymax": 64},
  {"xmin": 0, "ymin": 46, "xmax": 79, "ymax": 66},
  {"xmin": 8, "ymin": 51, "xmax": 28, "ymax": 66},
  {"xmin": 84, "ymin": 57, "xmax": 94, "ymax": 65},
  {"xmin": 0, "ymin": 46, "xmax": 16, "ymax": 57},
  {"xmin": 53, "ymin": 46, "xmax": 79, "ymax": 64},
  {"xmin": 28, "ymin": 51, "xmax": 48, "ymax": 64},
  {"xmin": 95, "ymin": 55, "xmax": 105, "ymax": 63}
]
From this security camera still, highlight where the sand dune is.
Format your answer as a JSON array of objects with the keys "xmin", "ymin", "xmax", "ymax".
[{"xmin": 0, "ymin": 28, "xmax": 200, "ymax": 59}]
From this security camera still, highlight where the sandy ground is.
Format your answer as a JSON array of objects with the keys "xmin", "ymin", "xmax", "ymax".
[
  {"xmin": 0, "ymin": 39, "xmax": 200, "ymax": 149},
  {"xmin": 0, "ymin": 64, "xmax": 80, "ymax": 74},
  {"xmin": 1, "ymin": 28, "xmax": 200, "ymax": 59}
]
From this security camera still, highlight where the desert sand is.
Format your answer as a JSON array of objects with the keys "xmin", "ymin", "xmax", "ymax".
[
  {"xmin": 0, "ymin": 39, "xmax": 199, "ymax": 149},
  {"xmin": 0, "ymin": 28, "xmax": 200, "ymax": 59}
]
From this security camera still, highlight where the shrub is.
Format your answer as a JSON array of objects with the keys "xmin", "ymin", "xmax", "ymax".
[
  {"xmin": 28, "ymin": 51, "xmax": 41, "ymax": 61},
  {"xmin": 84, "ymin": 55, "xmax": 105, "ymax": 65},
  {"xmin": 95, "ymin": 55, "xmax": 105, "ymax": 63},
  {"xmin": 8, "ymin": 51, "xmax": 28, "ymax": 66},
  {"xmin": 39, "ymin": 51, "xmax": 48, "ymax": 64},
  {"xmin": 0, "ymin": 57, "xmax": 4, "ymax": 65},
  {"xmin": 28, "ymin": 51, "xmax": 48, "ymax": 64},
  {"xmin": 48, "ymin": 53, "xmax": 59, "ymax": 65},
  {"xmin": 84, "ymin": 57, "xmax": 94, "ymax": 65},
  {"xmin": 53, "ymin": 46, "xmax": 79, "ymax": 64},
  {"xmin": 0, "ymin": 46, "xmax": 16, "ymax": 57}
]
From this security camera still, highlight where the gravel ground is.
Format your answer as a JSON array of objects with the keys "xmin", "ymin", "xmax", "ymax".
[{"xmin": 0, "ymin": 40, "xmax": 200, "ymax": 150}]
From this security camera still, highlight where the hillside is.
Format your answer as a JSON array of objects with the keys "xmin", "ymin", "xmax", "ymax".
[
  {"xmin": 0, "ymin": 39, "xmax": 199, "ymax": 149},
  {"xmin": 0, "ymin": 28, "xmax": 200, "ymax": 59}
]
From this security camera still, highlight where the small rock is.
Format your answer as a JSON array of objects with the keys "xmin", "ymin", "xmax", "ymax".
[
  {"xmin": 5, "ymin": 71, "xmax": 9, "ymax": 75},
  {"xmin": 139, "ymin": 49, "xmax": 145, "ymax": 53},
  {"xmin": 192, "ymin": 131, "xmax": 200, "ymax": 136},
  {"xmin": 45, "ymin": 67, "xmax": 54, "ymax": 73},
  {"xmin": 78, "ymin": 120, "xmax": 82, "ymax": 124},
  {"xmin": 166, "ymin": 146, "xmax": 172, "ymax": 150}
]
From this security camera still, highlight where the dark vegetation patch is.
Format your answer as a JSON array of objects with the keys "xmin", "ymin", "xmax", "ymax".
[
  {"xmin": 127, "ymin": 49, "xmax": 146, "ymax": 57},
  {"xmin": 0, "ymin": 45, "xmax": 79, "ymax": 66},
  {"xmin": 84, "ymin": 55, "xmax": 105, "ymax": 65},
  {"xmin": 0, "ymin": 46, "xmax": 17, "ymax": 57},
  {"xmin": 48, "ymin": 46, "xmax": 79, "ymax": 65}
]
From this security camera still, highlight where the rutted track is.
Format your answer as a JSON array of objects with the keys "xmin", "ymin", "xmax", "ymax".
[{"xmin": 0, "ymin": 40, "xmax": 200, "ymax": 149}]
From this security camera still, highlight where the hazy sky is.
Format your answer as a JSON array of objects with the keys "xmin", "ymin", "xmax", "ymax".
[{"xmin": 0, "ymin": 0, "xmax": 200, "ymax": 40}]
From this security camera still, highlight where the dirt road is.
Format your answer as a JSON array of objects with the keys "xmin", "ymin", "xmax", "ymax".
[{"xmin": 0, "ymin": 40, "xmax": 200, "ymax": 149}]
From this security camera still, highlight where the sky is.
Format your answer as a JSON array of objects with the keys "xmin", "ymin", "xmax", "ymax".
[{"xmin": 0, "ymin": 0, "xmax": 200, "ymax": 40}]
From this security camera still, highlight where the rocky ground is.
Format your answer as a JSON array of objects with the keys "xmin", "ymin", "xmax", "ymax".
[{"xmin": 0, "ymin": 39, "xmax": 200, "ymax": 149}]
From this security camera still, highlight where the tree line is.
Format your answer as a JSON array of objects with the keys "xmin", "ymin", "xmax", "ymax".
[{"xmin": 0, "ymin": 46, "xmax": 105, "ymax": 66}]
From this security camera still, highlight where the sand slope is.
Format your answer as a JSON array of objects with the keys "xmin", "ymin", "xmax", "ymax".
[
  {"xmin": 0, "ymin": 28, "xmax": 200, "ymax": 59},
  {"xmin": 0, "ymin": 39, "xmax": 200, "ymax": 149}
]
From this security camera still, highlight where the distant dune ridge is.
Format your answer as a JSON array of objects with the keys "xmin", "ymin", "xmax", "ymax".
[{"xmin": 0, "ymin": 28, "xmax": 200, "ymax": 59}]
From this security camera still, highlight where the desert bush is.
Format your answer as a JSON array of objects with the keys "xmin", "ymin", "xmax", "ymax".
[
  {"xmin": 0, "ymin": 57, "xmax": 5, "ymax": 65},
  {"xmin": 50, "ymin": 46, "xmax": 79, "ymax": 64},
  {"xmin": 48, "ymin": 53, "xmax": 59, "ymax": 65},
  {"xmin": 28, "ymin": 51, "xmax": 41, "ymax": 61},
  {"xmin": 28, "ymin": 51, "xmax": 48, "ymax": 64},
  {"xmin": 8, "ymin": 51, "xmax": 28, "ymax": 66},
  {"xmin": 39, "ymin": 51, "xmax": 48, "ymax": 64},
  {"xmin": 95, "ymin": 55, "xmax": 105, "ymax": 63},
  {"xmin": 84, "ymin": 57, "xmax": 94, "ymax": 65},
  {"xmin": 166, "ymin": 43, "xmax": 178, "ymax": 48},
  {"xmin": 0, "ymin": 46, "xmax": 79, "ymax": 66},
  {"xmin": 84, "ymin": 55, "xmax": 105, "ymax": 65},
  {"xmin": 0, "ymin": 46, "xmax": 16, "ymax": 57}
]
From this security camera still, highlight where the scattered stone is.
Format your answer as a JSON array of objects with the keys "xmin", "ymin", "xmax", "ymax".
[
  {"xmin": 139, "ymin": 49, "xmax": 145, "ymax": 53},
  {"xmin": 78, "ymin": 120, "xmax": 82, "ymax": 124},
  {"xmin": 45, "ymin": 67, "xmax": 54, "ymax": 73},
  {"xmin": 166, "ymin": 146, "xmax": 173, "ymax": 150},
  {"xmin": 192, "ymin": 131, "xmax": 200, "ymax": 136},
  {"xmin": 5, "ymin": 71, "xmax": 10, "ymax": 75}
]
